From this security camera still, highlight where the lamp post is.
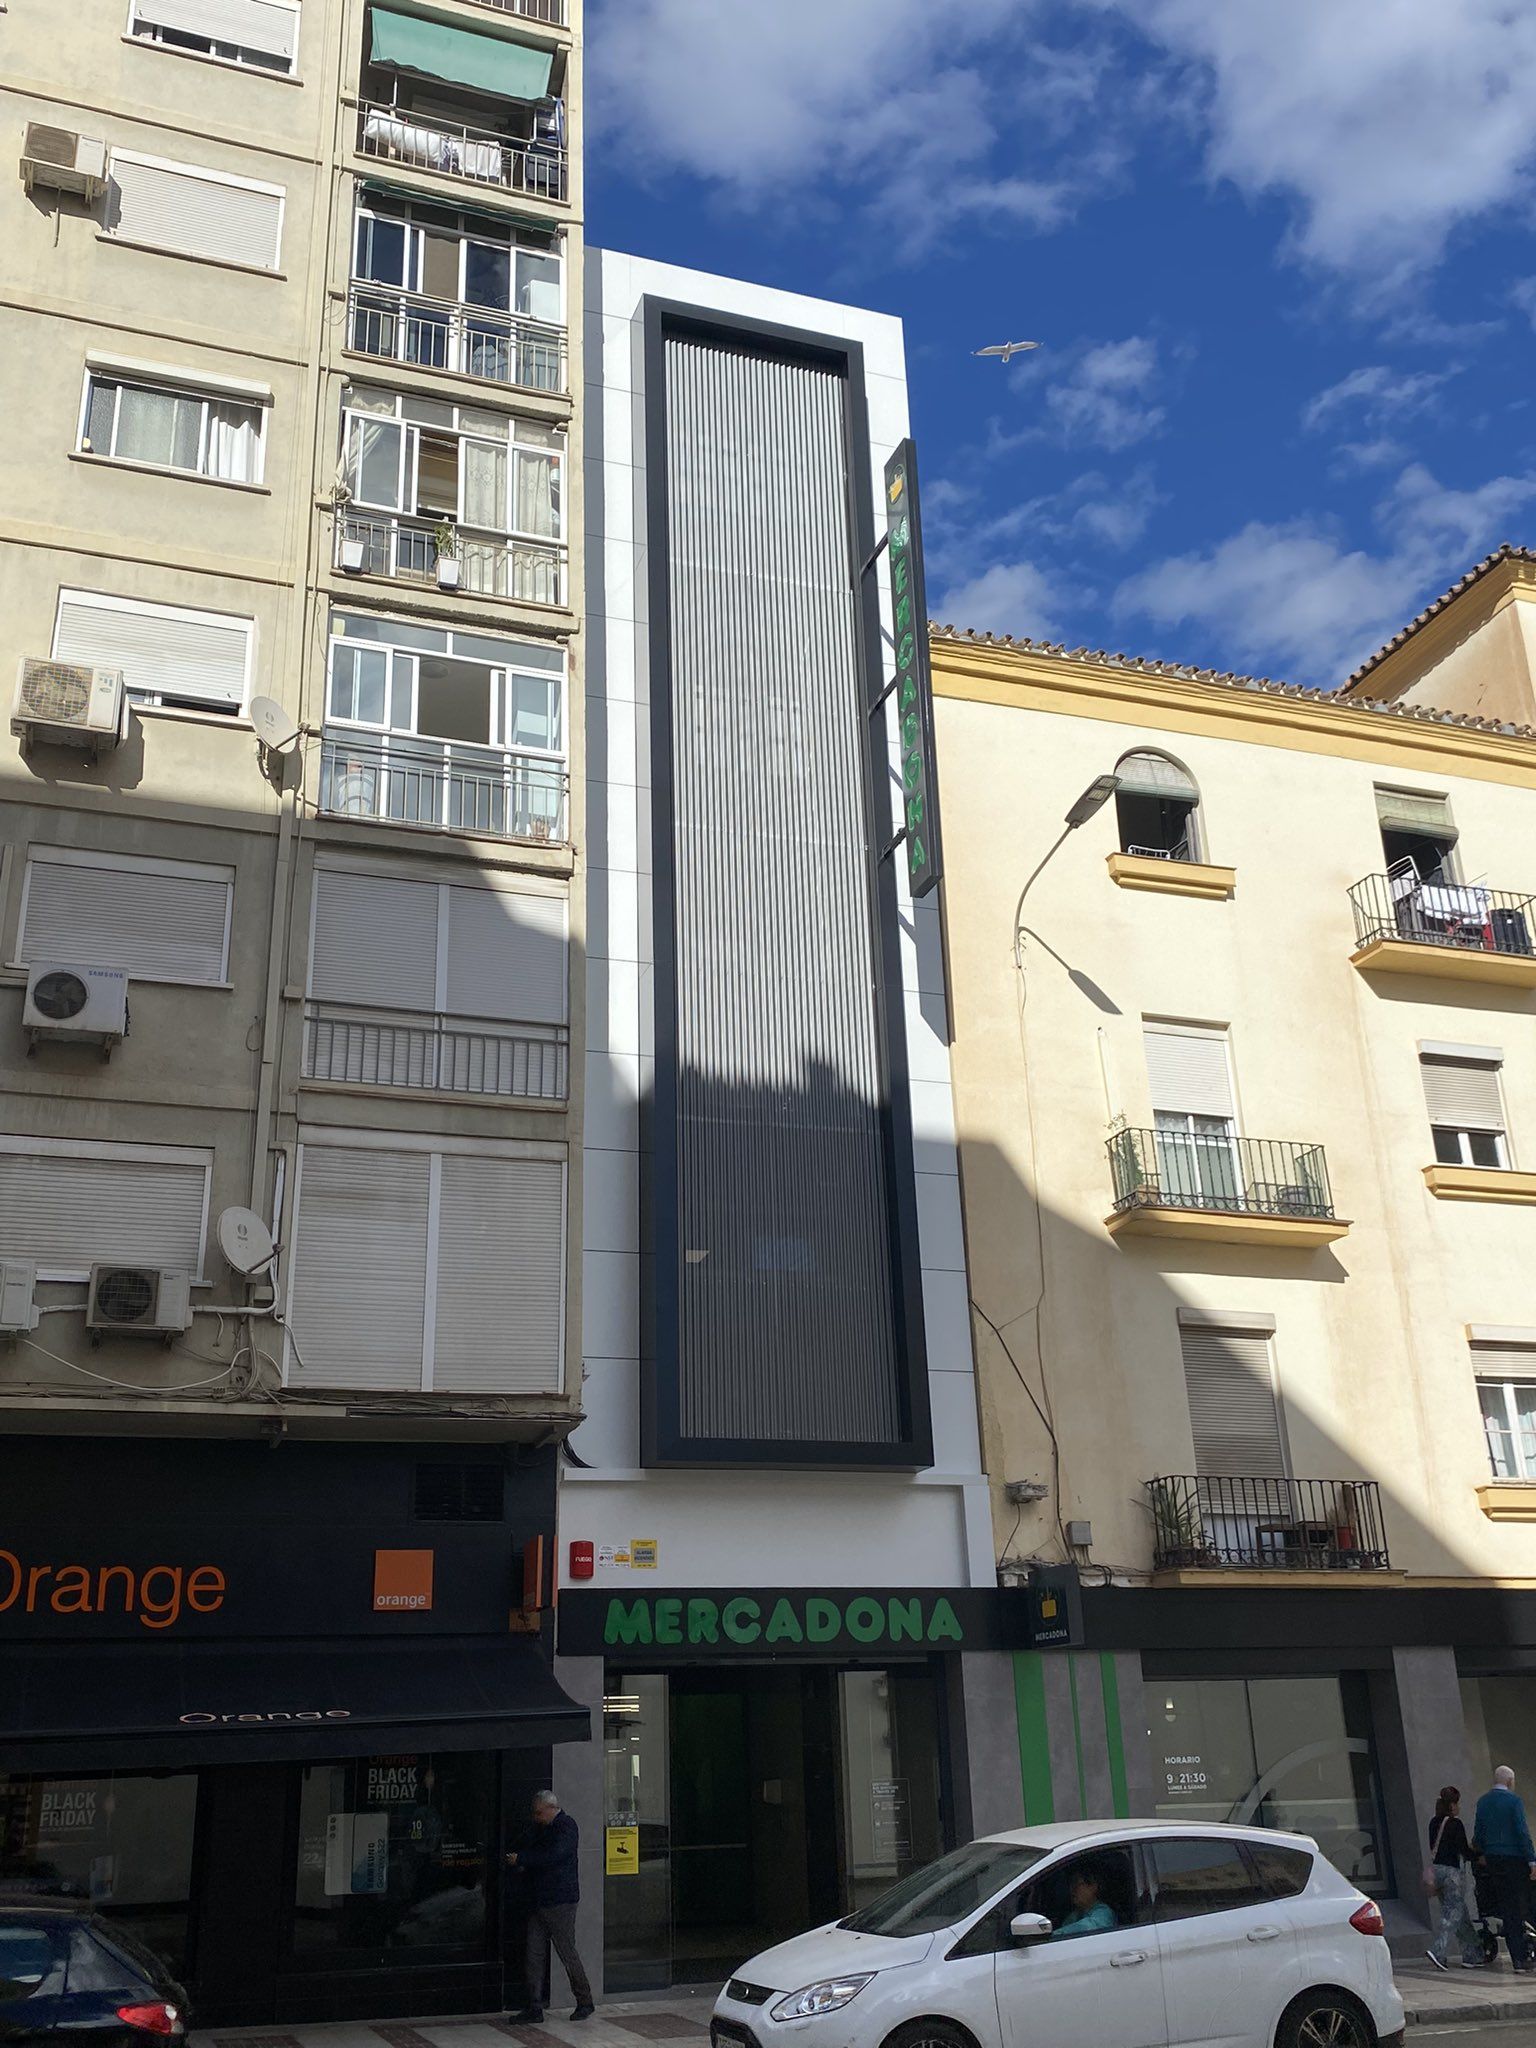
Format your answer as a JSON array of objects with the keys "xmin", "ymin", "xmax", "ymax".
[{"xmin": 1012, "ymin": 773, "xmax": 1122, "ymax": 965}]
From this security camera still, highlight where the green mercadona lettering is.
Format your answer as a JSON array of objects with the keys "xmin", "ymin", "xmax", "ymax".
[{"xmin": 602, "ymin": 1592, "xmax": 964, "ymax": 1650}]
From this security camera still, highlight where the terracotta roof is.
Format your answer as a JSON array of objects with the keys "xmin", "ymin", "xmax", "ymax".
[
  {"xmin": 1341, "ymin": 543, "xmax": 1536, "ymax": 687},
  {"xmin": 928, "ymin": 620, "xmax": 1536, "ymax": 740}
]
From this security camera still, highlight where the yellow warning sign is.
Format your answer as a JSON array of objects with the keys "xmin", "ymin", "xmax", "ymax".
[{"xmin": 605, "ymin": 1825, "xmax": 640, "ymax": 1877}]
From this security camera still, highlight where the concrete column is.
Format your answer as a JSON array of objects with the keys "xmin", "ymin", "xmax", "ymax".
[
  {"xmin": 1113, "ymin": 1653, "xmax": 1157, "ymax": 1818},
  {"xmin": 949, "ymin": 1651, "xmax": 1025, "ymax": 1839},
  {"xmin": 553, "ymin": 1652, "xmax": 606, "ymax": 1996}
]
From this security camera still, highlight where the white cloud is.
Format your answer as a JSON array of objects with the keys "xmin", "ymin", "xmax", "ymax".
[
  {"xmin": 934, "ymin": 560, "xmax": 1066, "ymax": 641},
  {"xmin": 1332, "ymin": 437, "xmax": 1408, "ymax": 475},
  {"xmin": 1512, "ymin": 277, "xmax": 1536, "ymax": 328},
  {"xmin": 987, "ymin": 338, "xmax": 1168, "ymax": 455},
  {"xmin": 1302, "ymin": 363, "xmax": 1454, "ymax": 433}
]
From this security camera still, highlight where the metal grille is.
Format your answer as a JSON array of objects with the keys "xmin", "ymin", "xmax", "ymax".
[
  {"xmin": 1148, "ymin": 1475, "xmax": 1390, "ymax": 1571},
  {"xmin": 19, "ymin": 661, "xmax": 92, "ymax": 721},
  {"xmin": 1350, "ymin": 872, "xmax": 1536, "ymax": 958},
  {"xmin": 413, "ymin": 1460, "xmax": 504, "ymax": 1521},
  {"xmin": 1108, "ymin": 1127, "xmax": 1335, "ymax": 1219}
]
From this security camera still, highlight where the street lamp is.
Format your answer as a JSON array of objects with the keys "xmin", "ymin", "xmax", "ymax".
[{"xmin": 1063, "ymin": 772, "xmax": 1122, "ymax": 830}]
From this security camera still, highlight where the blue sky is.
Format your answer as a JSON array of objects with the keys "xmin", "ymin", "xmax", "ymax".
[{"xmin": 585, "ymin": 0, "xmax": 1536, "ymax": 688}]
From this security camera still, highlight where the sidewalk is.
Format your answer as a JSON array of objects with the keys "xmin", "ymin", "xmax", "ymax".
[
  {"xmin": 196, "ymin": 2000, "xmax": 715, "ymax": 2048},
  {"xmin": 1395, "ymin": 1957, "xmax": 1536, "ymax": 2027}
]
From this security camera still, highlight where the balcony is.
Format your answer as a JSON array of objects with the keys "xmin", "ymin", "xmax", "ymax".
[
  {"xmin": 1106, "ymin": 1127, "xmax": 1349, "ymax": 1247},
  {"xmin": 336, "ymin": 511, "xmax": 567, "ymax": 609},
  {"xmin": 457, "ymin": 0, "xmax": 567, "ymax": 23},
  {"xmin": 304, "ymin": 1001, "xmax": 567, "ymax": 1101},
  {"xmin": 1149, "ymin": 1475, "xmax": 1391, "ymax": 1574},
  {"xmin": 1349, "ymin": 871, "xmax": 1536, "ymax": 986},
  {"xmin": 358, "ymin": 102, "xmax": 567, "ymax": 202},
  {"xmin": 348, "ymin": 284, "xmax": 566, "ymax": 396},
  {"xmin": 319, "ymin": 729, "xmax": 568, "ymax": 845}
]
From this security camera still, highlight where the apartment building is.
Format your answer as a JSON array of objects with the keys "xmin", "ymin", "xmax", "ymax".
[
  {"xmin": 931, "ymin": 547, "xmax": 1536, "ymax": 1939},
  {"xmin": 0, "ymin": 0, "xmax": 586, "ymax": 2020}
]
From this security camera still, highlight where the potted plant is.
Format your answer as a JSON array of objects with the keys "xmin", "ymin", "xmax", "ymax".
[
  {"xmin": 1149, "ymin": 1483, "xmax": 1217, "ymax": 1569},
  {"xmin": 434, "ymin": 522, "xmax": 460, "ymax": 590}
]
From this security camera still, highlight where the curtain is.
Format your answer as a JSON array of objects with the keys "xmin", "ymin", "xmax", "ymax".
[
  {"xmin": 462, "ymin": 439, "xmax": 508, "ymax": 530},
  {"xmin": 514, "ymin": 449, "xmax": 558, "ymax": 537},
  {"xmin": 206, "ymin": 402, "xmax": 260, "ymax": 484}
]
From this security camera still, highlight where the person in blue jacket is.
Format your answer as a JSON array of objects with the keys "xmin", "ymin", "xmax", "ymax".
[
  {"xmin": 506, "ymin": 1791, "xmax": 595, "ymax": 2024},
  {"xmin": 1472, "ymin": 1766, "xmax": 1536, "ymax": 1973},
  {"xmin": 1049, "ymin": 1866, "xmax": 1119, "ymax": 1941}
]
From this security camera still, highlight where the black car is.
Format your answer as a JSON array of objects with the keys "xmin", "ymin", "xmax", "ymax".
[{"xmin": 0, "ymin": 1907, "xmax": 187, "ymax": 2046}]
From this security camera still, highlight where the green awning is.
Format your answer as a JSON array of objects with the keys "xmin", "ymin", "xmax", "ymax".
[{"xmin": 369, "ymin": 9, "xmax": 553, "ymax": 101}]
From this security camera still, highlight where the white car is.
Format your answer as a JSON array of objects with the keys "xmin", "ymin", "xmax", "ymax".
[{"xmin": 711, "ymin": 1819, "xmax": 1404, "ymax": 2048}]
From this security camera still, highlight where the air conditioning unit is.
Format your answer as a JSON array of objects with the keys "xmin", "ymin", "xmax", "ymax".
[
  {"xmin": 20, "ymin": 124, "xmax": 109, "ymax": 202},
  {"xmin": 86, "ymin": 1265, "xmax": 193, "ymax": 1341},
  {"xmin": 23, "ymin": 962, "xmax": 129, "ymax": 1054},
  {"xmin": 0, "ymin": 1262, "xmax": 39, "ymax": 1338},
  {"xmin": 13, "ymin": 658, "xmax": 125, "ymax": 753}
]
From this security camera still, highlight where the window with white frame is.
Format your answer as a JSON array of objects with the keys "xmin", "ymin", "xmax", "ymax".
[
  {"xmin": 1420, "ymin": 1045, "xmax": 1508, "ymax": 1167},
  {"xmin": 1145, "ymin": 1022, "xmax": 1240, "ymax": 1208},
  {"xmin": 285, "ymin": 1136, "xmax": 564, "ymax": 1394},
  {"xmin": 1474, "ymin": 1344, "xmax": 1536, "ymax": 1481},
  {"xmin": 18, "ymin": 847, "xmax": 233, "ymax": 984},
  {"xmin": 53, "ymin": 589, "xmax": 254, "ymax": 715},
  {"xmin": 0, "ymin": 1137, "xmax": 212, "ymax": 1281},
  {"xmin": 127, "ymin": 0, "xmax": 300, "ymax": 74},
  {"xmin": 105, "ymin": 151, "xmax": 285, "ymax": 272},
  {"xmin": 82, "ymin": 370, "xmax": 265, "ymax": 486},
  {"xmin": 323, "ymin": 610, "xmax": 563, "ymax": 755}
]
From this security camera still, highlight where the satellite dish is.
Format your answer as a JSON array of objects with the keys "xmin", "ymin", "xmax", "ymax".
[
  {"xmin": 217, "ymin": 1206, "xmax": 277, "ymax": 1276},
  {"xmin": 249, "ymin": 696, "xmax": 299, "ymax": 751}
]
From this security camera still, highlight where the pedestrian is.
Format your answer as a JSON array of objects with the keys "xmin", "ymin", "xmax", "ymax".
[
  {"xmin": 1423, "ymin": 1786, "xmax": 1482, "ymax": 1971},
  {"xmin": 1471, "ymin": 1765, "xmax": 1536, "ymax": 1974},
  {"xmin": 506, "ymin": 1790, "xmax": 595, "ymax": 2025}
]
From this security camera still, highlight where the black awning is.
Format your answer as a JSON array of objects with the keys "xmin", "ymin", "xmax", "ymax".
[{"xmin": 0, "ymin": 1635, "xmax": 589, "ymax": 1773}]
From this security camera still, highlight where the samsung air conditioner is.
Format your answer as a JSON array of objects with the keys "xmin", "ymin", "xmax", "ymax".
[
  {"xmin": 0, "ymin": 1262, "xmax": 39, "ymax": 1339},
  {"xmin": 12, "ymin": 658, "xmax": 125, "ymax": 753},
  {"xmin": 20, "ymin": 124, "xmax": 109, "ymax": 202},
  {"xmin": 23, "ymin": 962, "xmax": 129, "ymax": 1054},
  {"xmin": 86, "ymin": 1265, "xmax": 193, "ymax": 1340}
]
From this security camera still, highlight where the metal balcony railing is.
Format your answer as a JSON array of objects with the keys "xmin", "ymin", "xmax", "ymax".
[
  {"xmin": 357, "ymin": 103, "xmax": 568, "ymax": 201},
  {"xmin": 304, "ymin": 1000, "xmax": 567, "ymax": 1101},
  {"xmin": 1350, "ymin": 871, "xmax": 1536, "ymax": 958},
  {"xmin": 336, "ymin": 511, "xmax": 567, "ymax": 608},
  {"xmin": 1108, "ymin": 1127, "xmax": 1335, "ymax": 1220},
  {"xmin": 455, "ymin": 0, "xmax": 567, "ymax": 21},
  {"xmin": 1149, "ymin": 1475, "xmax": 1390, "ymax": 1571},
  {"xmin": 347, "ymin": 283, "xmax": 567, "ymax": 395},
  {"xmin": 319, "ymin": 729, "xmax": 568, "ymax": 844}
]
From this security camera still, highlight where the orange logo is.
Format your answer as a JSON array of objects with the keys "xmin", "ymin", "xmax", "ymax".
[{"xmin": 373, "ymin": 1549, "xmax": 433, "ymax": 1612}]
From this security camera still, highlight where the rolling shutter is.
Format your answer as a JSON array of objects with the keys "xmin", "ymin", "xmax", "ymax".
[
  {"xmin": 1179, "ymin": 1323, "xmax": 1286, "ymax": 1479},
  {"xmin": 309, "ymin": 869, "xmax": 439, "ymax": 1010},
  {"xmin": 136, "ymin": 0, "xmax": 297, "ymax": 61},
  {"xmin": 1375, "ymin": 788, "xmax": 1456, "ymax": 837},
  {"xmin": 54, "ymin": 593, "xmax": 251, "ymax": 710},
  {"xmin": 1144, "ymin": 1026, "xmax": 1236, "ymax": 1119},
  {"xmin": 107, "ymin": 154, "xmax": 283, "ymax": 271},
  {"xmin": 1118, "ymin": 751, "xmax": 1198, "ymax": 801},
  {"xmin": 1421, "ymin": 1055, "xmax": 1504, "ymax": 1131},
  {"xmin": 0, "ymin": 1144, "xmax": 208, "ymax": 1279},
  {"xmin": 1471, "ymin": 1343, "xmax": 1536, "ymax": 1383},
  {"xmin": 21, "ymin": 852, "xmax": 231, "ymax": 983},
  {"xmin": 445, "ymin": 885, "xmax": 567, "ymax": 1024},
  {"xmin": 431, "ymin": 1155, "xmax": 563, "ymax": 1393},
  {"xmin": 287, "ymin": 1146, "xmax": 430, "ymax": 1390}
]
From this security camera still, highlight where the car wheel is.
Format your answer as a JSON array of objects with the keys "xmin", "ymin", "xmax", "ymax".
[
  {"xmin": 1276, "ymin": 1991, "xmax": 1374, "ymax": 2048},
  {"xmin": 882, "ymin": 2022, "xmax": 974, "ymax": 2048}
]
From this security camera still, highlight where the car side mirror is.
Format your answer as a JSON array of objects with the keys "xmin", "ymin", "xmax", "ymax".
[{"xmin": 1009, "ymin": 1912, "xmax": 1053, "ymax": 1946}]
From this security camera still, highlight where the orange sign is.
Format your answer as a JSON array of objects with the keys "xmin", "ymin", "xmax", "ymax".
[{"xmin": 373, "ymin": 1549, "xmax": 434, "ymax": 1612}]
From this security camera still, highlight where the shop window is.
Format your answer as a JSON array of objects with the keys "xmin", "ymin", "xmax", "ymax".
[
  {"xmin": 1115, "ymin": 751, "xmax": 1201, "ymax": 862},
  {"xmin": 1149, "ymin": 1837, "xmax": 1267, "ymax": 1920}
]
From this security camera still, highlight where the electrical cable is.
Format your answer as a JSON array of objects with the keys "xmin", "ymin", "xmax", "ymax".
[{"xmin": 16, "ymin": 1332, "xmax": 237, "ymax": 1395}]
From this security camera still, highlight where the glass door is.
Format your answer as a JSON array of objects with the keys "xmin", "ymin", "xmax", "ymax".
[
  {"xmin": 603, "ymin": 1675, "xmax": 671, "ymax": 1991},
  {"xmin": 835, "ymin": 1667, "xmax": 944, "ymax": 1914},
  {"xmin": 1154, "ymin": 1109, "xmax": 1240, "ymax": 1210}
]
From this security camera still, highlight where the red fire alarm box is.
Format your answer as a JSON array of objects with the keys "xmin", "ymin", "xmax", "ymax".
[{"xmin": 569, "ymin": 1539, "xmax": 595, "ymax": 1580}]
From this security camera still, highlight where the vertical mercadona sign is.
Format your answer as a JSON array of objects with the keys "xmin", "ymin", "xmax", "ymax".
[{"xmin": 883, "ymin": 439, "xmax": 944, "ymax": 900}]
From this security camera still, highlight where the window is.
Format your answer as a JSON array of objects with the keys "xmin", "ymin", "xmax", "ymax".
[
  {"xmin": 285, "ymin": 1137, "xmax": 565, "ymax": 1394},
  {"xmin": 53, "ymin": 589, "xmax": 253, "ymax": 714},
  {"xmin": 18, "ymin": 847, "xmax": 233, "ymax": 984},
  {"xmin": 81, "ymin": 372, "xmax": 264, "ymax": 485},
  {"xmin": 0, "ymin": 1929, "xmax": 57, "ymax": 2003},
  {"xmin": 1420, "ymin": 1047, "xmax": 1507, "ymax": 1168},
  {"xmin": 105, "ymin": 151, "xmax": 284, "ymax": 271},
  {"xmin": 1246, "ymin": 1842, "xmax": 1312, "ymax": 1899},
  {"xmin": 842, "ymin": 1839, "xmax": 1046, "ymax": 1938},
  {"xmin": 1115, "ymin": 750, "xmax": 1201, "ymax": 861},
  {"xmin": 324, "ymin": 611, "xmax": 563, "ymax": 754},
  {"xmin": 1376, "ymin": 786, "xmax": 1458, "ymax": 885},
  {"xmin": 0, "ymin": 1138, "xmax": 211, "ymax": 1281},
  {"xmin": 1144, "ymin": 1023, "xmax": 1239, "ymax": 1209},
  {"xmin": 1475, "ymin": 1345, "xmax": 1536, "ymax": 1480},
  {"xmin": 127, "ymin": 0, "xmax": 299, "ymax": 72},
  {"xmin": 1017, "ymin": 1846, "xmax": 1145, "ymax": 1941},
  {"xmin": 1178, "ymin": 1319, "xmax": 1286, "ymax": 1481},
  {"xmin": 1150, "ymin": 1838, "xmax": 1267, "ymax": 1922}
]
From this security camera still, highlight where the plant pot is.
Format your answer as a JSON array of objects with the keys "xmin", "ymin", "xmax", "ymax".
[
  {"xmin": 436, "ymin": 558, "xmax": 461, "ymax": 591},
  {"xmin": 339, "ymin": 538, "xmax": 366, "ymax": 573}
]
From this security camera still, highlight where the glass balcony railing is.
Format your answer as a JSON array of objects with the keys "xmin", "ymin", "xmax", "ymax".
[
  {"xmin": 1108, "ymin": 1127, "xmax": 1335, "ymax": 1221},
  {"xmin": 1149, "ymin": 1475, "xmax": 1390, "ymax": 1571},
  {"xmin": 319, "ymin": 729, "xmax": 568, "ymax": 844}
]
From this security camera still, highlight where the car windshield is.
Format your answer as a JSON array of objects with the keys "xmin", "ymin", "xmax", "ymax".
[{"xmin": 841, "ymin": 1841, "xmax": 1048, "ymax": 1937}]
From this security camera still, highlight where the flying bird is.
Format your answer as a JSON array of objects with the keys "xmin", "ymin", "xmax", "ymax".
[{"xmin": 974, "ymin": 340, "xmax": 1041, "ymax": 363}]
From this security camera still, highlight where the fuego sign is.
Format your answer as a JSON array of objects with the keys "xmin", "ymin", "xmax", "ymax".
[{"xmin": 882, "ymin": 440, "xmax": 944, "ymax": 901}]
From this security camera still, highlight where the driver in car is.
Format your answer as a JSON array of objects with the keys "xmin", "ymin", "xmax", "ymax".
[{"xmin": 1048, "ymin": 1866, "xmax": 1119, "ymax": 1941}]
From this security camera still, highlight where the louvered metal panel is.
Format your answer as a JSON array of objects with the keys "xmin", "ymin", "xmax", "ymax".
[
  {"xmin": 287, "ymin": 1146, "xmax": 429, "ymax": 1389},
  {"xmin": 107, "ymin": 155, "xmax": 283, "ymax": 271},
  {"xmin": 54, "ymin": 595, "xmax": 251, "ymax": 708},
  {"xmin": 1471, "ymin": 1344, "xmax": 1536, "ymax": 1381},
  {"xmin": 0, "ymin": 1146, "xmax": 208, "ymax": 1277},
  {"xmin": 659, "ymin": 332, "xmax": 902, "ymax": 1447},
  {"xmin": 138, "ymin": 0, "xmax": 298, "ymax": 60},
  {"xmin": 431, "ymin": 1155, "xmax": 563, "ymax": 1393},
  {"xmin": 21, "ymin": 853, "xmax": 231, "ymax": 983},
  {"xmin": 309, "ymin": 868, "xmax": 439, "ymax": 1010},
  {"xmin": 1179, "ymin": 1324, "xmax": 1286, "ymax": 1480},
  {"xmin": 445, "ymin": 884, "xmax": 568, "ymax": 1025},
  {"xmin": 1421, "ymin": 1054, "xmax": 1504, "ymax": 1130},
  {"xmin": 1144, "ymin": 1025, "xmax": 1236, "ymax": 1119}
]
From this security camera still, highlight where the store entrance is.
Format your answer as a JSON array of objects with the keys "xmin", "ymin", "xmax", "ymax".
[{"xmin": 604, "ymin": 1662, "xmax": 944, "ymax": 1990}]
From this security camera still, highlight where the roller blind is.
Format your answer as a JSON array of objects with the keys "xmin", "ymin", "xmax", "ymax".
[
  {"xmin": 309, "ymin": 869, "xmax": 439, "ymax": 1010},
  {"xmin": 1118, "ymin": 750, "xmax": 1198, "ymax": 801},
  {"xmin": 1144, "ymin": 1025, "xmax": 1236, "ymax": 1120},
  {"xmin": 287, "ymin": 1146, "xmax": 430, "ymax": 1391},
  {"xmin": 0, "ymin": 1143, "xmax": 209, "ymax": 1279},
  {"xmin": 136, "ymin": 0, "xmax": 298, "ymax": 62},
  {"xmin": 1471, "ymin": 1343, "xmax": 1536, "ymax": 1382},
  {"xmin": 432, "ymin": 1155, "xmax": 563, "ymax": 1393},
  {"xmin": 107, "ymin": 154, "xmax": 283, "ymax": 271},
  {"xmin": 1179, "ymin": 1323, "xmax": 1286, "ymax": 1480},
  {"xmin": 1375, "ymin": 788, "xmax": 1456, "ymax": 836},
  {"xmin": 1421, "ymin": 1054, "xmax": 1504, "ymax": 1131},
  {"xmin": 54, "ymin": 593, "xmax": 251, "ymax": 710},
  {"xmin": 20, "ymin": 851, "xmax": 231, "ymax": 983},
  {"xmin": 445, "ymin": 885, "xmax": 567, "ymax": 1024}
]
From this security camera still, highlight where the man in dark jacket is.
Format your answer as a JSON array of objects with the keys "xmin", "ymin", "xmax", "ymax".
[
  {"xmin": 1472, "ymin": 1765, "xmax": 1536, "ymax": 1973},
  {"xmin": 507, "ymin": 1790, "xmax": 594, "ymax": 2023}
]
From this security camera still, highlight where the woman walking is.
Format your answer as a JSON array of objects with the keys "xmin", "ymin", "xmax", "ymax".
[{"xmin": 1426, "ymin": 1786, "xmax": 1483, "ymax": 1970}]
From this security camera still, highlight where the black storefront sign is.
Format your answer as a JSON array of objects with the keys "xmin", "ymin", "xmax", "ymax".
[{"xmin": 883, "ymin": 439, "xmax": 944, "ymax": 900}]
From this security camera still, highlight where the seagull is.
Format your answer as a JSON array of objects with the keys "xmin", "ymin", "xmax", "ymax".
[{"xmin": 974, "ymin": 340, "xmax": 1041, "ymax": 363}]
